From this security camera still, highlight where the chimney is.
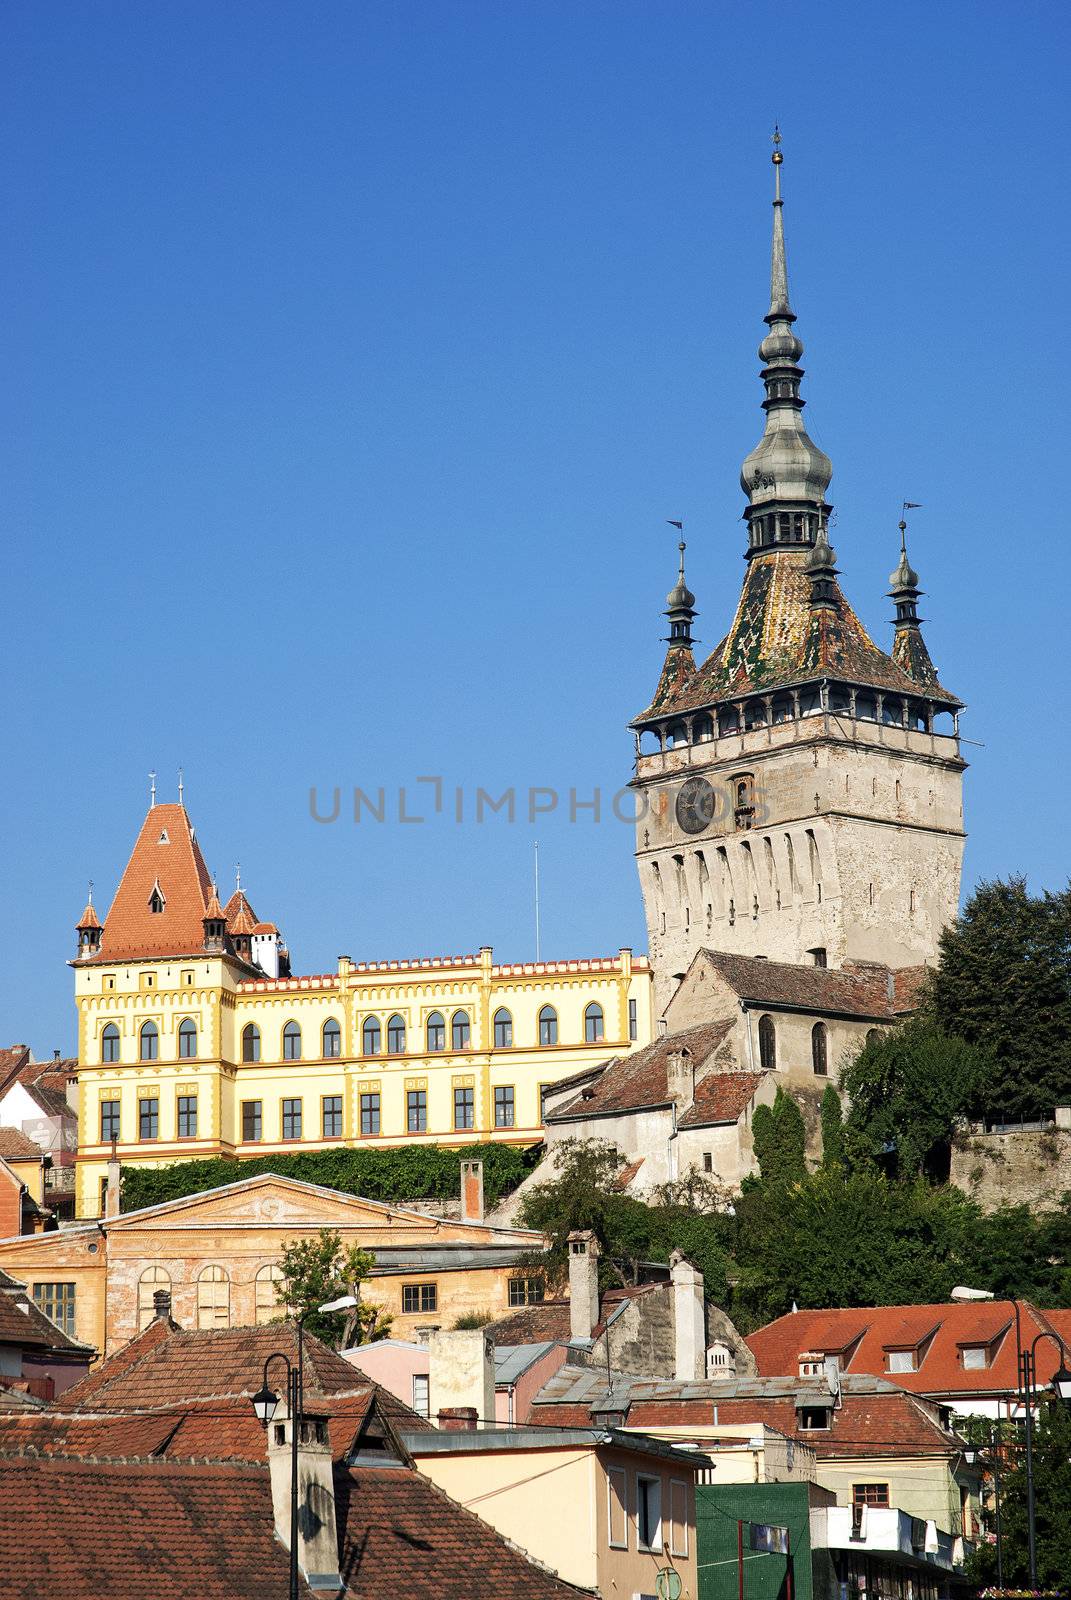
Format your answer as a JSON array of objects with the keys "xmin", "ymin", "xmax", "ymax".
[
  {"xmin": 567, "ymin": 1229, "xmax": 600, "ymax": 1343},
  {"xmin": 428, "ymin": 1328, "xmax": 495, "ymax": 1430},
  {"xmin": 460, "ymin": 1159, "xmax": 484, "ymax": 1224},
  {"xmin": 665, "ymin": 1044, "xmax": 694, "ymax": 1105},
  {"xmin": 267, "ymin": 1407, "xmax": 342, "ymax": 1592},
  {"xmin": 104, "ymin": 1150, "xmax": 121, "ymax": 1220},
  {"xmin": 436, "ymin": 1406, "xmax": 479, "ymax": 1431},
  {"xmin": 670, "ymin": 1251, "xmax": 706, "ymax": 1380},
  {"xmin": 152, "ymin": 1288, "xmax": 172, "ymax": 1320}
]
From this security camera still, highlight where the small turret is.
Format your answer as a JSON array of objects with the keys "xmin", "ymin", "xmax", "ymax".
[
  {"xmin": 807, "ymin": 528, "xmax": 839, "ymax": 610},
  {"xmin": 76, "ymin": 884, "xmax": 103, "ymax": 959},
  {"xmin": 202, "ymin": 881, "xmax": 227, "ymax": 953},
  {"xmin": 664, "ymin": 536, "xmax": 697, "ymax": 648},
  {"xmin": 889, "ymin": 514, "xmax": 940, "ymax": 688}
]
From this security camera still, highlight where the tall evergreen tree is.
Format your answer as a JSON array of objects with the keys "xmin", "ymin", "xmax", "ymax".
[{"xmin": 750, "ymin": 1087, "xmax": 807, "ymax": 1185}]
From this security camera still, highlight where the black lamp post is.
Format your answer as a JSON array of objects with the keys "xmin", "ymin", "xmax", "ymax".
[
  {"xmin": 1018, "ymin": 1329, "xmax": 1071, "ymax": 1587},
  {"xmin": 251, "ymin": 1320, "xmax": 306, "ymax": 1600}
]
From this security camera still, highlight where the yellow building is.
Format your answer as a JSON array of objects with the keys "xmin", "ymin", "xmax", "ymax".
[{"xmin": 72, "ymin": 801, "xmax": 653, "ymax": 1219}]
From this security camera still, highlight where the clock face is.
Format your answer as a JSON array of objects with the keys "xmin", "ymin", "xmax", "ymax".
[{"xmin": 675, "ymin": 776, "xmax": 716, "ymax": 836}]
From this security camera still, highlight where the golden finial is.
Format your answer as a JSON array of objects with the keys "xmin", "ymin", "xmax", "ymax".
[{"xmin": 772, "ymin": 125, "xmax": 783, "ymax": 203}]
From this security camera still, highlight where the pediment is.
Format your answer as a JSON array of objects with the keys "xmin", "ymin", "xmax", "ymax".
[{"xmin": 110, "ymin": 1174, "xmax": 444, "ymax": 1234}]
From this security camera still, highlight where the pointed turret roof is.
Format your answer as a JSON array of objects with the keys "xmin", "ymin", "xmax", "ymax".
[
  {"xmin": 76, "ymin": 893, "xmax": 101, "ymax": 932},
  {"xmin": 224, "ymin": 889, "xmax": 258, "ymax": 937},
  {"xmin": 889, "ymin": 519, "xmax": 941, "ymax": 689},
  {"xmin": 86, "ymin": 805, "xmax": 215, "ymax": 962}
]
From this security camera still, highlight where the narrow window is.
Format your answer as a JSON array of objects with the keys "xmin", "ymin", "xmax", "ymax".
[
  {"xmin": 453, "ymin": 1086, "xmax": 474, "ymax": 1130},
  {"xmin": 538, "ymin": 1005, "xmax": 558, "ymax": 1046},
  {"xmin": 242, "ymin": 1023, "xmax": 261, "ymax": 1063},
  {"xmin": 426, "ymin": 1012, "xmax": 446, "ymax": 1052},
  {"xmin": 138, "ymin": 1097, "xmax": 159, "ymax": 1140},
  {"xmin": 734, "ymin": 774, "xmax": 755, "ymax": 831},
  {"xmin": 628, "ymin": 998, "xmax": 638, "ymax": 1042},
  {"xmin": 584, "ymin": 1002, "xmax": 605, "ymax": 1043},
  {"xmin": 148, "ymin": 883, "xmax": 165, "ymax": 914},
  {"xmin": 178, "ymin": 1018, "xmax": 197, "ymax": 1059},
  {"xmin": 362, "ymin": 1016, "xmax": 381, "ymax": 1055},
  {"xmin": 100, "ymin": 1098, "xmax": 121, "ymax": 1143},
  {"xmin": 281, "ymin": 1097, "xmax": 302, "ymax": 1139},
  {"xmin": 360, "ymin": 1092, "xmax": 381, "ymax": 1136},
  {"xmin": 402, "ymin": 1283, "xmax": 437, "ymax": 1314},
  {"xmin": 494, "ymin": 1085, "xmax": 515, "ymax": 1128},
  {"xmin": 322, "ymin": 1018, "xmax": 342, "ymax": 1058},
  {"xmin": 101, "ymin": 1024, "xmax": 120, "ymax": 1064},
  {"xmin": 412, "ymin": 1373, "xmax": 430, "ymax": 1417},
  {"xmin": 866, "ymin": 1027, "xmax": 882, "ymax": 1049},
  {"xmin": 176, "ymin": 1094, "xmax": 197, "ymax": 1138},
  {"xmin": 407, "ymin": 1089, "xmax": 427, "ymax": 1133},
  {"xmin": 242, "ymin": 1100, "xmax": 262, "ymax": 1142},
  {"xmin": 196, "ymin": 1265, "xmax": 230, "ymax": 1330},
  {"xmin": 451, "ymin": 1010, "xmax": 471, "ymax": 1050},
  {"xmin": 322, "ymin": 1095, "xmax": 343, "ymax": 1138},
  {"xmin": 637, "ymin": 1475, "xmax": 662, "ymax": 1552},
  {"xmin": 493, "ymin": 1008, "xmax": 513, "ymax": 1048},
  {"xmin": 139, "ymin": 1021, "xmax": 158, "ymax": 1062},
  {"xmin": 758, "ymin": 1014, "xmax": 776, "ymax": 1071},
  {"xmin": 255, "ymin": 1264, "xmax": 284, "ymax": 1325},
  {"xmin": 811, "ymin": 1021, "xmax": 828, "ymax": 1077},
  {"xmin": 282, "ymin": 1021, "xmax": 302, "ymax": 1061},
  {"xmin": 387, "ymin": 1014, "xmax": 406, "ymax": 1054},
  {"xmin": 137, "ymin": 1266, "xmax": 170, "ymax": 1331}
]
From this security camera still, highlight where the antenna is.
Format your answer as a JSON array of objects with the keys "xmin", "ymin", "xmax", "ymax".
[{"xmin": 533, "ymin": 840, "xmax": 542, "ymax": 962}]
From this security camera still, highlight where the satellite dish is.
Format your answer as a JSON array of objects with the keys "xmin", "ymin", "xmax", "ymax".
[{"xmin": 824, "ymin": 1356, "xmax": 842, "ymax": 1400}]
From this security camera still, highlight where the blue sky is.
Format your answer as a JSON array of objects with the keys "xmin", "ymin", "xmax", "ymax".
[{"xmin": 2, "ymin": 0, "xmax": 1067, "ymax": 1054}]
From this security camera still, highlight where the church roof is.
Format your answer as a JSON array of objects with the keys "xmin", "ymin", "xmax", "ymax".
[
  {"xmin": 636, "ymin": 550, "xmax": 960, "ymax": 723},
  {"xmin": 85, "ymin": 805, "xmax": 215, "ymax": 963}
]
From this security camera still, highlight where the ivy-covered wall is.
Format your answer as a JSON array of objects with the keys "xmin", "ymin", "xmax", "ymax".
[{"xmin": 119, "ymin": 1140, "xmax": 541, "ymax": 1213}]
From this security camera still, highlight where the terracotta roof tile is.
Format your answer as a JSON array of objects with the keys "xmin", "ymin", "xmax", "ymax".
[
  {"xmin": 746, "ymin": 1300, "xmax": 1069, "ymax": 1398},
  {"xmin": 0, "ymin": 1048, "xmax": 31, "ymax": 1095},
  {"xmin": 678, "ymin": 1071, "xmax": 764, "ymax": 1128},
  {"xmin": 0, "ymin": 1283, "xmax": 94, "ymax": 1355},
  {"xmin": 88, "ymin": 804, "xmax": 215, "ymax": 962},
  {"xmin": 546, "ymin": 1020, "xmax": 735, "ymax": 1122},
  {"xmin": 0, "ymin": 1129, "xmax": 44, "ymax": 1160},
  {"xmin": 700, "ymin": 950, "xmax": 921, "ymax": 1020}
]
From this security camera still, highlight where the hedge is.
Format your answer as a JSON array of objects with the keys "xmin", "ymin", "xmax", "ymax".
[{"xmin": 119, "ymin": 1140, "xmax": 542, "ymax": 1214}]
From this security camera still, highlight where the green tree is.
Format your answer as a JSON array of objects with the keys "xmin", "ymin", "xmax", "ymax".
[
  {"xmin": 840, "ymin": 1019, "xmax": 985, "ymax": 1176},
  {"xmin": 276, "ymin": 1228, "xmax": 389, "ymax": 1347},
  {"xmin": 819, "ymin": 1084, "xmax": 845, "ymax": 1168},
  {"xmin": 965, "ymin": 1402, "xmax": 1071, "ymax": 1589},
  {"xmin": 928, "ymin": 876, "xmax": 1071, "ymax": 1121},
  {"xmin": 750, "ymin": 1087, "xmax": 807, "ymax": 1185}
]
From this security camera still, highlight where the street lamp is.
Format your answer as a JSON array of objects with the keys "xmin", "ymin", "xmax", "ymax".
[
  {"xmin": 250, "ymin": 1294, "xmax": 360, "ymax": 1600},
  {"xmin": 964, "ymin": 1429, "xmax": 1005, "ymax": 1589},
  {"xmin": 952, "ymin": 1285, "xmax": 1071, "ymax": 1585}
]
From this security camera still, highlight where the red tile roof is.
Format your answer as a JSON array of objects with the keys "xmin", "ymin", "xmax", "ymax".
[
  {"xmin": 0, "ymin": 1048, "xmax": 31, "ymax": 1094},
  {"xmin": 0, "ymin": 1129, "xmax": 44, "ymax": 1161},
  {"xmin": 88, "ymin": 804, "xmax": 216, "ymax": 962},
  {"xmin": 225, "ymin": 890, "xmax": 259, "ymax": 936},
  {"xmin": 699, "ymin": 950, "xmax": 921, "ymax": 1020},
  {"xmin": 746, "ymin": 1300, "xmax": 1070, "ymax": 1398},
  {"xmin": 679, "ymin": 1071, "xmax": 765, "ymax": 1128},
  {"xmin": 546, "ymin": 1020, "xmax": 735, "ymax": 1122}
]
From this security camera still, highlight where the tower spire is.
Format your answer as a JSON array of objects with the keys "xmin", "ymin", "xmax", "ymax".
[
  {"xmin": 889, "ymin": 505, "xmax": 939, "ymax": 687},
  {"xmin": 740, "ymin": 130, "xmax": 833, "ymax": 557},
  {"xmin": 663, "ymin": 522, "xmax": 696, "ymax": 647}
]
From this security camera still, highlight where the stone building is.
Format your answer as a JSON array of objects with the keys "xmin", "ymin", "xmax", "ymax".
[
  {"xmin": 70, "ymin": 798, "xmax": 652, "ymax": 1218},
  {"xmin": 629, "ymin": 136, "xmax": 965, "ymax": 1015}
]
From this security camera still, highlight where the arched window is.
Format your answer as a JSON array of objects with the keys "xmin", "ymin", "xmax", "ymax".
[
  {"xmin": 538, "ymin": 1006, "xmax": 558, "ymax": 1047},
  {"xmin": 386, "ymin": 1014, "xmax": 406, "ymax": 1054},
  {"xmin": 137, "ymin": 1265, "xmax": 171, "ymax": 1332},
  {"xmin": 322, "ymin": 1018, "xmax": 341, "ymax": 1058},
  {"xmin": 584, "ymin": 1003, "xmax": 604, "ymax": 1044},
  {"xmin": 758, "ymin": 1014, "xmax": 777, "ymax": 1072},
  {"xmin": 282, "ymin": 1021, "xmax": 302, "ymax": 1061},
  {"xmin": 242, "ymin": 1023, "xmax": 261, "ymax": 1063},
  {"xmin": 362, "ymin": 1016, "xmax": 381, "ymax": 1056},
  {"xmin": 493, "ymin": 1008, "xmax": 513, "ymax": 1048},
  {"xmin": 139, "ymin": 1021, "xmax": 158, "ymax": 1062},
  {"xmin": 255, "ymin": 1263, "xmax": 285, "ymax": 1326},
  {"xmin": 811, "ymin": 1022, "xmax": 828, "ymax": 1077},
  {"xmin": 866, "ymin": 1027, "xmax": 882, "ymax": 1049},
  {"xmin": 426, "ymin": 1012, "xmax": 445, "ymax": 1052},
  {"xmin": 101, "ymin": 1023, "xmax": 120, "ymax": 1064},
  {"xmin": 451, "ymin": 1010, "xmax": 471, "ymax": 1050},
  {"xmin": 178, "ymin": 1018, "xmax": 197, "ymax": 1059},
  {"xmin": 196, "ymin": 1264, "xmax": 230, "ymax": 1329}
]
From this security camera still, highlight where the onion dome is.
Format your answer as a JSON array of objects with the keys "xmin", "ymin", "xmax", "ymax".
[{"xmin": 664, "ymin": 538, "xmax": 697, "ymax": 647}]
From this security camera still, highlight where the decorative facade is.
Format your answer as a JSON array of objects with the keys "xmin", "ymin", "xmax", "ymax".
[
  {"xmin": 630, "ymin": 136, "xmax": 966, "ymax": 1010},
  {"xmin": 71, "ymin": 801, "xmax": 653, "ymax": 1218}
]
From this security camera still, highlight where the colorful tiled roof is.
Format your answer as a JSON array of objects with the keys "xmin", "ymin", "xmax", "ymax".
[
  {"xmin": 637, "ymin": 550, "xmax": 960, "ymax": 723},
  {"xmin": 87, "ymin": 804, "xmax": 215, "ymax": 962},
  {"xmin": 747, "ymin": 1300, "xmax": 1071, "ymax": 1399},
  {"xmin": 546, "ymin": 1020, "xmax": 735, "ymax": 1122}
]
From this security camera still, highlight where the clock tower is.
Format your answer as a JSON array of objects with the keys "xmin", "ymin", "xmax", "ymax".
[{"xmin": 630, "ymin": 137, "xmax": 966, "ymax": 1012}]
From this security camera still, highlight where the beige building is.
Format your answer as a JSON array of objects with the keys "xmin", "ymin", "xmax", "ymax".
[
  {"xmin": 71, "ymin": 799, "xmax": 653, "ymax": 1218},
  {"xmin": 403, "ymin": 1421, "xmax": 707, "ymax": 1599},
  {"xmin": 0, "ymin": 1168, "xmax": 547, "ymax": 1357}
]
